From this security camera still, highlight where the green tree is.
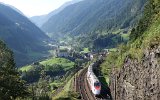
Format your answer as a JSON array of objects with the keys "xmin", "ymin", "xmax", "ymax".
[
  {"xmin": 130, "ymin": 0, "xmax": 160, "ymax": 42},
  {"xmin": 0, "ymin": 40, "xmax": 29, "ymax": 99}
]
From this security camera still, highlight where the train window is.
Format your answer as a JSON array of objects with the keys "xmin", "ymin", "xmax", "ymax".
[{"xmin": 94, "ymin": 82, "xmax": 100, "ymax": 86}]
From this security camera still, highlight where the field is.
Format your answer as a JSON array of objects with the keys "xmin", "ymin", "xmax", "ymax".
[
  {"xmin": 19, "ymin": 65, "xmax": 33, "ymax": 72},
  {"xmin": 40, "ymin": 57, "xmax": 75, "ymax": 71},
  {"xmin": 80, "ymin": 48, "xmax": 90, "ymax": 53},
  {"xmin": 20, "ymin": 57, "xmax": 75, "ymax": 72}
]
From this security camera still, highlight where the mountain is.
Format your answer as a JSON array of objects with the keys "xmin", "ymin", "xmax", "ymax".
[
  {"xmin": 30, "ymin": 0, "xmax": 83, "ymax": 27},
  {"xmin": 0, "ymin": 2, "xmax": 24, "ymax": 15},
  {"xmin": 42, "ymin": 0, "xmax": 147, "ymax": 35},
  {"xmin": 8, "ymin": 5, "xmax": 24, "ymax": 16},
  {"xmin": 41, "ymin": 0, "xmax": 147, "ymax": 49},
  {"xmin": 0, "ymin": 4, "xmax": 50, "ymax": 67}
]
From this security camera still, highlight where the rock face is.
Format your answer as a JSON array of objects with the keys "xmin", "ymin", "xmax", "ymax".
[{"xmin": 110, "ymin": 45, "xmax": 160, "ymax": 100}]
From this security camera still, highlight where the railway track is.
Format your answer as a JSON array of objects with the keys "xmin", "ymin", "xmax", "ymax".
[
  {"xmin": 75, "ymin": 68, "xmax": 111, "ymax": 100},
  {"xmin": 76, "ymin": 68, "xmax": 97, "ymax": 100}
]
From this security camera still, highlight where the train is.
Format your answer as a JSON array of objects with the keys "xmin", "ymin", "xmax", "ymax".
[{"xmin": 87, "ymin": 62, "xmax": 101, "ymax": 96}]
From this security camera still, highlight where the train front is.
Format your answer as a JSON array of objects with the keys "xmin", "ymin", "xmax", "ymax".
[{"xmin": 92, "ymin": 81, "xmax": 101, "ymax": 96}]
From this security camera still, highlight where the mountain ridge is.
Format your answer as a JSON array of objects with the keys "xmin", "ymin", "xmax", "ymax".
[
  {"xmin": 0, "ymin": 4, "xmax": 50, "ymax": 67},
  {"xmin": 30, "ymin": 0, "xmax": 83, "ymax": 27},
  {"xmin": 42, "ymin": 0, "xmax": 146, "ymax": 35}
]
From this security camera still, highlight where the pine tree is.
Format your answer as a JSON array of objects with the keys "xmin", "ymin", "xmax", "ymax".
[{"xmin": 0, "ymin": 40, "xmax": 29, "ymax": 100}]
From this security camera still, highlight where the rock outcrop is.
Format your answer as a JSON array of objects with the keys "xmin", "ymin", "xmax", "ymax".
[{"xmin": 110, "ymin": 45, "xmax": 160, "ymax": 100}]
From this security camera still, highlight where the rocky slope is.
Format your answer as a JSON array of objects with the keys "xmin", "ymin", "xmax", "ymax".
[{"xmin": 110, "ymin": 45, "xmax": 160, "ymax": 100}]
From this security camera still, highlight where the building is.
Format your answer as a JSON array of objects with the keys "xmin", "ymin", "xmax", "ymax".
[{"xmin": 57, "ymin": 49, "xmax": 69, "ymax": 57}]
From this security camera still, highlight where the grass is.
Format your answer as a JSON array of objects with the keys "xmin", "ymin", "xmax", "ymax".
[
  {"xmin": 109, "ymin": 48, "xmax": 117, "ymax": 52},
  {"xmin": 19, "ymin": 65, "xmax": 33, "ymax": 72},
  {"xmin": 128, "ymin": 12, "xmax": 160, "ymax": 60},
  {"xmin": 40, "ymin": 57, "xmax": 75, "ymax": 71},
  {"xmin": 81, "ymin": 48, "xmax": 90, "ymax": 53},
  {"xmin": 105, "ymin": 77, "xmax": 110, "ymax": 84},
  {"xmin": 50, "ymin": 82, "xmax": 63, "ymax": 87},
  {"xmin": 121, "ymin": 33, "xmax": 130, "ymax": 41},
  {"xmin": 52, "ymin": 77, "xmax": 79, "ymax": 100},
  {"xmin": 20, "ymin": 57, "xmax": 75, "ymax": 73},
  {"xmin": 142, "ymin": 14, "xmax": 160, "ymax": 48},
  {"xmin": 50, "ymin": 81, "xmax": 64, "ymax": 91},
  {"xmin": 84, "ymin": 48, "xmax": 90, "ymax": 53}
]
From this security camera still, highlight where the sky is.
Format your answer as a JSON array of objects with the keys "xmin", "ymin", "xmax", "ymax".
[{"xmin": 0, "ymin": 0, "xmax": 72, "ymax": 17}]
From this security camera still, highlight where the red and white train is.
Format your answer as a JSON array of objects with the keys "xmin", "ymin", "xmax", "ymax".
[{"xmin": 87, "ymin": 63, "xmax": 101, "ymax": 96}]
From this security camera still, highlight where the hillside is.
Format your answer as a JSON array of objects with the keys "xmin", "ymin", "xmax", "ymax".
[
  {"xmin": 0, "ymin": 4, "xmax": 50, "ymax": 67},
  {"xmin": 41, "ymin": 0, "xmax": 147, "ymax": 49},
  {"xmin": 101, "ymin": 0, "xmax": 160, "ymax": 99},
  {"xmin": 30, "ymin": 0, "xmax": 83, "ymax": 27},
  {"xmin": 18, "ymin": 57, "xmax": 77, "ymax": 99},
  {"xmin": 0, "ymin": 3, "xmax": 24, "ymax": 15},
  {"xmin": 20, "ymin": 57, "xmax": 75, "ymax": 83}
]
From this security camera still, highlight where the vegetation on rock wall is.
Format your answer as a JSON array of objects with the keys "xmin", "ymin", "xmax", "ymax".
[{"xmin": 101, "ymin": 0, "xmax": 160, "ymax": 84}]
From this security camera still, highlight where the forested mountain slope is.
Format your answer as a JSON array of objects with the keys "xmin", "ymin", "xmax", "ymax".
[
  {"xmin": 100, "ymin": 0, "xmax": 160, "ymax": 99},
  {"xmin": 30, "ymin": 0, "xmax": 83, "ymax": 27},
  {"xmin": 0, "ymin": 4, "xmax": 50, "ymax": 67},
  {"xmin": 42, "ymin": 0, "xmax": 147, "ymax": 49},
  {"xmin": 42, "ymin": 0, "xmax": 146, "ymax": 35}
]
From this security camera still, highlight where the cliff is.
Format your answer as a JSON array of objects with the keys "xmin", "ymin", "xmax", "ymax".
[{"xmin": 110, "ymin": 45, "xmax": 160, "ymax": 100}]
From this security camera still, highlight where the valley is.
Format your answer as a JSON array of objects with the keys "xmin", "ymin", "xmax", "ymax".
[{"xmin": 0, "ymin": 0, "xmax": 160, "ymax": 100}]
